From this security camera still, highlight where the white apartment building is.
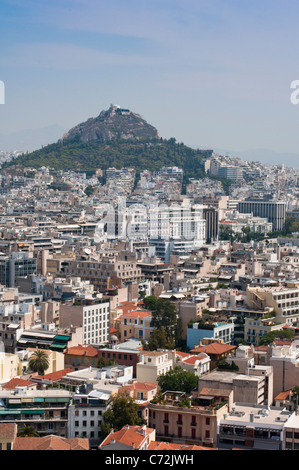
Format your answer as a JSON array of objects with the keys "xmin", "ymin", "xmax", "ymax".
[
  {"xmin": 148, "ymin": 203, "xmax": 206, "ymax": 244},
  {"xmin": 136, "ymin": 351, "xmax": 173, "ymax": 383},
  {"xmin": 59, "ymin": 299, "xmax": 110, "ymax": 346}
]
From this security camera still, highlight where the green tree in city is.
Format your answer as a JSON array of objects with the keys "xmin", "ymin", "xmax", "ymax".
[
  {"xmin": 258, "ymin": 328, "xmax": 295, "ymax": 346},
  {"xmin": 157, "ymin": 366, "xmax": 199, "ymax": 395},
  {"xmin": 143, "ymin": 296, "xmax": 182, "ymax": 349},
  {"xmin": 28, "ymin": 349, "xmax": 50, "ymax": 376},
  {"xmin": 17, "ymin": 425, "xmax": 39, "ymax": 437},
  {"xmin": 101, "ymin": 391, "xmax": 141, "ymax": 438}
]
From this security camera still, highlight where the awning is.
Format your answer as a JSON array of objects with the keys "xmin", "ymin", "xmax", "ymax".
[
  {"xmin": 45, "ymin": 397, "xmax": 69, "ymax": 403},
  {"xmin": 54, "ymin": 335, "xmax": 71, "ymax": 341},
  {"xmin": 0, "ymin": 410, "xmax": 21, "ymax": 415},
  {"xmin": 22, "ymin": 409, "xmax": 44, "ymax": 415},
  {"xmin": 51, "ymin": 343, "xmax": 66, "ymax": 349}
]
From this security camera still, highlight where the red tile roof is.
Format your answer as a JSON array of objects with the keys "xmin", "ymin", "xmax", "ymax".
[
  {"xmin": 65, "ymin": 345, "xmax": 98, "ymax": 357},
  {"xmin": 3, "ymin": 378, "xmax": 36, "ymax": 390},
  {"xmin": 38, "ymin": 368, "xmax": 74, "ymax": 381},
  {"xmin": 0, "ymin": 423, "xmax": 17, "ymax": 439},
  {"xmin": 183, "ymin": 355, "xmax": 205, "ymax": 365},
  {"xmin": 122, "ymin": 382, "xmax": 157, "ymax": 393},
  {"xmin": 120, "ymin": 310, "xmax": 152, "ymax": 318},
  {"xmin": 275, "ymin": 390, "xmax": 292, "ymax": 400},
  {"xmin": 13, "ymin": 435, "xmax": 90, "ymax": 450},
  {"xmin": 99, "ymin": 425, "xmax": 154, "ymax": 449},
  {"xmin": 191, "ymin": 343, "xmax": 236, "ymax": 355}
]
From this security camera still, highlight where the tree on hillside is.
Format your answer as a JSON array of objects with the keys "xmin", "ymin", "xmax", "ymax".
[
  {"xmin": 157, "ymin": 366, "xmax": 199, "ymax": 395},
  {"xmin": 101, "ymin": 391, "xmax": 141, "ymax": 438}
]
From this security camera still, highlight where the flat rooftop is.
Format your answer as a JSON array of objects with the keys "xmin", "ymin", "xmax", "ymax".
[{"xmin": 220, "ymin": 403, "xmax": 293, "ymax": 428}]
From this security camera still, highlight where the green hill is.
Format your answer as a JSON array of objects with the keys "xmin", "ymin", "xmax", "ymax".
[
  {"xmin": 1, "ymin": 105, "xmax": 231, "ymax": 192},
  {"xmin": 3, "ymin": 137, "xmax": 210, "ymax": 176}
]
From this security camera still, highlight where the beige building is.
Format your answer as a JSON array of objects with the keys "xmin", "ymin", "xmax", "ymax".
[
  {"xmin": 0, "ymin": 423, "xmax": 17, "ymax": 450},
  {"xmin": 197, "ymin": 368, "xmax": 273, "ymax": 406},
  {"xmin": 247, "ymin": 285, "xmax": 299, "ymax": 324},
  {"xmin": 116, "ymin": 310, "xmax": 153, "ymax": 343},
  {"xmin": 136, "ymin": 351, "xmax": 174, "ymax": 384},
  {"xmin": 61, "ymin": 251, "xmax": 144, "ymax": 292},
  {"xmin": 148, "ymin": 390, "xmax": 228, "ymax": 447},
  {"xmin": 244, "ymin": 316, "xmax": 286, "ymax": 345},
  {"xmin": 0, "ymin": 352, "xmax": 21, "ymax": 383},
  {"xmin": 26, "ymin": 348, "xmax": 65, "ymax": 375},
  {"xmin": 175, "ymin": 300, "xmax": 208, "ymax": 340}
]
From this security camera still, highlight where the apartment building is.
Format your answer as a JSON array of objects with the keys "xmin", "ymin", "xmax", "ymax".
[
  {"xmin": 148, "ymin": 390, "xmax": 228, "ymax": 447},
  {"xmin": 97, "ymin": 338, "xmax": 143, "ymax": 376},
  {"xmin": 218, "ymin": 403, "xmax": 296, "ymax": 450},
  {"xmin": 244, "ymin": 316, "xmax": 286, "ymax": 345},
  {"xmin": 136, "ymin": 351, "xmax": 173, "ymax": 383},
  {"xmin": 237, "ymin": 199, "xmax": 286, "ymax": 231},
  {"xmin": 247, "ymin": 285, "xmax": 299, "ymax": 324},
  {"xmin": 148, "ymin": 203, "xmax": 206, "ymax": 247},
  {"xmin": 197, "ymin": 368, "xmax": 273, "ymax": 406},
  {"xmin": 122, "ymin": 382, "xmax": 158, "ymax": 425},
  {"xmin": 0, "ymin": 252, "xmax": 36, "ymax": 288},
  {"xmin": 62, "ymin": 251, "xmax": 144, "ymax": 292},
  {"xmin": 116, "ymin": 309, "xmax": 153, "ymax": 343},
  {"xmin": 59, "ymin": 298, "xmax": 110, "ymax": 346},
  {"xmin": 67, "ymin": 368, "xmax": 128, "ymax": 448},
  {"xmin": 0, "ymin": 387, "xmax": 72, "ymax": 437},
  {"xmin": 187, "ymin": 321, "xmax": 235, "ymax": 350},
  {"xmin": 270, "ymin": 340, "xmax": 299, "ymax": 399}
]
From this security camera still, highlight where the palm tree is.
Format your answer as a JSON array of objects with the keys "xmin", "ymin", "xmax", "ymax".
[
  {"xmin": 28, "ymin": 350, "xmax": 50, "ymax": 376},
  {"xmin": 17, "ymin": 425, "xmax": 39, "ymax": 437}
]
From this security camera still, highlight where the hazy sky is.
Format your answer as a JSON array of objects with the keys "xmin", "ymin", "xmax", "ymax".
[{"xmin": 1, "ymin": 0, "xmax": 299, "ymax": 158}]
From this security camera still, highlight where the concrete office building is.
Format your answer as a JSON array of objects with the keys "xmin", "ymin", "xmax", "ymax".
[{"xmin": 237, "ymin": 199, "xmax": 286, "ymax": 231}]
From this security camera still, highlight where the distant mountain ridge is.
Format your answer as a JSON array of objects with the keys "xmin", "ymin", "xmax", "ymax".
[{"xmin": 60, "ymin": 104, "xmax": 161, "ymax": 143}]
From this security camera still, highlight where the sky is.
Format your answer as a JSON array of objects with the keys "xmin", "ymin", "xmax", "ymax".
[{"xmin": 1, "ymin": 0, "xmax": 299, "ymax": 163}]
